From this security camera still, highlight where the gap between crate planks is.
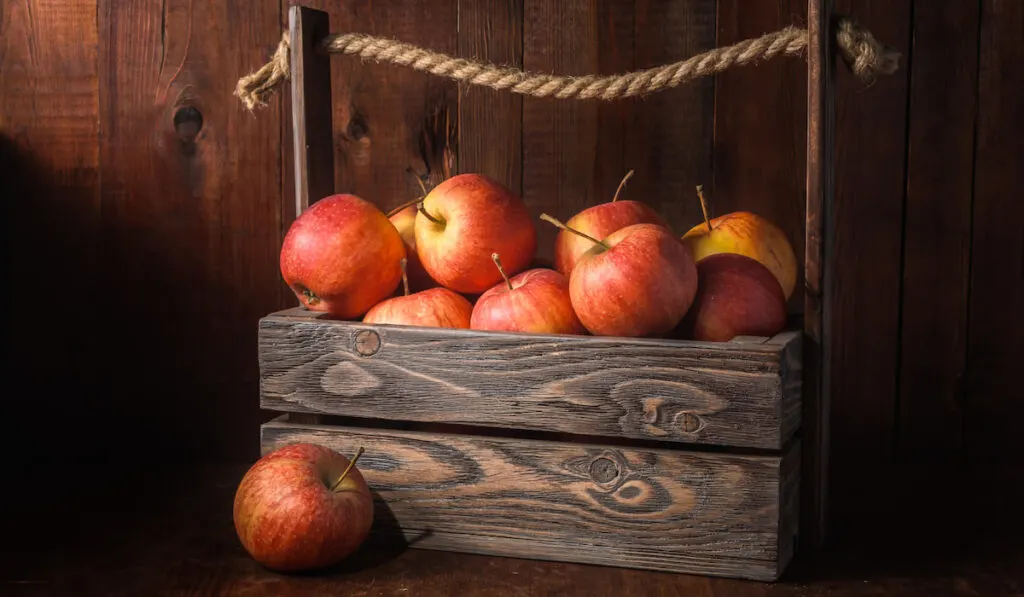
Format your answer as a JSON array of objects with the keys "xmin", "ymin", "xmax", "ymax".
[{"xmin": 238, "ymin": 5, "xmax": 899, "ymax": 583}]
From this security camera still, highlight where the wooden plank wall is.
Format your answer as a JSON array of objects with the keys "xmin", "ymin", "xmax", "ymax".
[{"xmin": 2, "ymin": 0, "xmax": 1022, "ymax": 505}]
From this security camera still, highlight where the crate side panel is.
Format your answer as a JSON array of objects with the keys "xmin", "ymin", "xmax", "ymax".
[
  {"xmin": 262, "ymin": 418, "xmax": 792, "ymax": 581},
  {"xmin": 259, "ymin": 314, "xmax": 797, "ymax": 449}
]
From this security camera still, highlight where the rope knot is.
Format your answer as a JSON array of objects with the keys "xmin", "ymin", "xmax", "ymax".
[
  {"xmin": 835, "ymin": 17, "xmax": 900, "ymax": 83},
  {"xmin": 235, "ymin": 31, "xmax": 291, "ymax": 111}
]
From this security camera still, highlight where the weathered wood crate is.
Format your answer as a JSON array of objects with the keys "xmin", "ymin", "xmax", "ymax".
[{"xmin": 256, "ymin": 0, "xmax": 841, "ymax": 582}]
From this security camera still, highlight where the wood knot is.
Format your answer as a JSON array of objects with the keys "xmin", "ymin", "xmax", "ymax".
[
  {"xmin": 354, "ymin": 329, "xmax": 381, "ymax": 356},
  {"xmin": 589, "ymin": 457, "xmax": 619, "ymax": 484},
  {"xmin": 680, "ymin": 413, "xmax": 703, "ymax": 433}
]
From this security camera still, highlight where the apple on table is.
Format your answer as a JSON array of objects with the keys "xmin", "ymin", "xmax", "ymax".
[{"xmin": 233, "ymin": 443, "xmax": 374, "ymax": 572}]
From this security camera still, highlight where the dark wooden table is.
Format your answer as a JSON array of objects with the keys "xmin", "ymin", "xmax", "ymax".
[{"xmin": 6, "ymin": 463, "xmax": 1023, "ymax": 596}]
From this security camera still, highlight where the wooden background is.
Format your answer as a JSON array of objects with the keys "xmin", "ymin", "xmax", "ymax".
[{"xmin": 2, "ymin": 0, "xmax": 1021, "ymax": 524}]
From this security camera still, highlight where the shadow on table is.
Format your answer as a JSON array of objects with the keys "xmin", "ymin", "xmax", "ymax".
[{"xmin": 782, "ymin": 462, "xmax": 1024, "ymax": 588}]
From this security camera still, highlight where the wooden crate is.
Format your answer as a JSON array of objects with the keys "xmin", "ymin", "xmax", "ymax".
[{"xmin": 257, "ymin": 0, "xmax": 836, "ymax": 582}]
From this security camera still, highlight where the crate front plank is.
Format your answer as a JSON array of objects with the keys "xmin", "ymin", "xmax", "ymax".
[
  {"xmin": 261, "ymin": 418, "xmax": 797, "ymax": 581},
  {"xmin": 259, "ymin": 315, "xmax": 799, "ymax": 449}
]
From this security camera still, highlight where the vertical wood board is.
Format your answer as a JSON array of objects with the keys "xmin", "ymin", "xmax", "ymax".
[
  {"xmin": 966, "ymin": 0, "xmax": 1024, "ymax": 460},
  {"xmin": 898, "ymin": 0, "xmax": 977, "ymax": 459}
]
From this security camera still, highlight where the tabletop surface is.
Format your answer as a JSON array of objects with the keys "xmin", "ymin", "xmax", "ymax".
[{"xmin": 7, "ymin": 462, "xmax": 1023, "ymax": 596}]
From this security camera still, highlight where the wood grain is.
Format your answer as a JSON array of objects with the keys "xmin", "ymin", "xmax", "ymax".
[
  {"xmin": 258, "ymin": 309, "xmax": 800, "ymax": 450},
  {"xmin": 98, "ymin": 0, "xmax": 285, "ymax": 461},
  {"xmin": 1, "ymin": 0, "xmax": 102, "ymax": 461},
  {"xmin": 828, "ymin": 0, "xmax": 909, "ymax": 506},
  {"xmin": 802, "ymin": 0, "xmax": 835, "ymax": 550},
  {"xmin": 288, "ymin": 0, "xmax": 459, "ymax": 213},
  {"xmin": 288, "ymin": 6, "xmax": 335, "ymax": 214},
  {"xmin": 714, "ymin": 0, "xmax": 807, "ymax": 315},
  {"xmin": 457, "ymin": 0, "xmax": 523, "ymax": 196},
  {"xmin": 897, "ymin": 1, "xmax": 976, "ymax": 459},
  {"xmin": 261, "ymin": 415, "xmax": 799, "ymax": 581},
  {"xmin": 521, "ymin": 0, "xmax": 634, "ymax": 262},
  {"xmin": 966, "ymin": 0, "xmax": 1024, "ymax": 460},
  {"xmin": 629, "ymin": 0, "xmax": 716, "ymax": 233}
]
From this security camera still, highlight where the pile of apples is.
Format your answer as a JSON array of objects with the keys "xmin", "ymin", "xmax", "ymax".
[{"xmin": 279, "ymin": 171, "xmax": 797, "ymax": 342}]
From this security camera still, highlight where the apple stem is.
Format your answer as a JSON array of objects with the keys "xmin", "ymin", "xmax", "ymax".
[
  {"xmin": 492, "ymin": 253, "xmax": 513, "ymax": 291},
  {"xmin": 696, "ymin": 185, "xmax": 713, "ymax": 234},
  {"xmin": 400, "ymin": 257, "xmax": 409, "ymax": 296},
  {"xmin": 330, "ymin": 446, "xmax": 366, "ymax": 492},
  {"xmin": 414, "ymin": 176, "xmax": 430, "ymax": 197},
  {"xmin": 386, "ymin": 196, "xmax": 425, "ymax": 218},
  {"xmin": 417, "ymin": 202, "xmax": 444, "ymax": 226},
  {"xmin": 539, "ymin": 213, "xmax": 611, "ymax": 251},
  {"xmin": 611, "ymin": 169, "xmax": 635, "ymax": 203}
]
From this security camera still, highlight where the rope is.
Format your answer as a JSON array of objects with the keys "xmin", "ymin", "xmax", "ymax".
[{"xmin": 235, "ymin": 15, "xmax": 899, "ymax": 111}]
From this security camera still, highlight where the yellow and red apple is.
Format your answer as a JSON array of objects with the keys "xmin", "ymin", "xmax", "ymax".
[
  {"xmin": 415, "ymin": 174, "xmax": 537, "ymax": 294},
  {"xmin": 280, "ymin": 194, "xmax": 406, "ymax": 319},
  {"xmin": 563, "ymin": 222, "xmax": 699, "ymax": 338},
  {"xmin": 388, "ymin": 203, "xmax": 438, "ymax": 293},
  {"xmin": 681, "ymin": 209, "xmax": 798, "ymax": 300},
  {"xmin": 470, "ymin": 254, "xmax": 584, "ymax": 335},
  {"xmin": 363, "ymin": 259, "xmax": 473, "ymax": 328},
  {"xmin": 552, "ymin": 171, "xmax": 670, "ymax": 277}
]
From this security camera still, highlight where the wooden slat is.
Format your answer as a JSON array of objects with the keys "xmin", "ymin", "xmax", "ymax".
[
  {"xmin": 290, "ymin": 0, "xmax": 459, "ymax": 212},
  {"xmin": 897, "ymin": 1, "xmax": 977, "ymax": 459},
  {"xmin": 261, "ymin": 416, "xmax": 799, "ymax": 581},
  {"xmin": 802, "ymin": 0, "xmax": 835, "ymax": 549},
  {"xmin": 713, "ymin": 0, "xmax": 807, "ymax": 314},
  {"xmin": 258, "ymin": 311, "xmax": 800, "ymax": 450},
  {"xmin": 828, "ymin": 0, "xmax": 910, "ymax": 501},
  {"xmin": 289, "ymin": 6, "xmax": 335, "ymax": 214},
  {"xmin": 521, "ymin": 0, "xmax": 634, "ymax": 263},
  {"xmin": 966, "ymin": 0, "xmax": 1024, "ymax": 460},
  {"xmin": 98, "ymin": 0, "xmax": 284, "ymax": 461},
  {"xmin": 629, "ymin": 0, "xmax": 716, "ymax": 233},
  {"xmin": 457, "ymin": 0, "xmax": 523, "ymax": 196}
]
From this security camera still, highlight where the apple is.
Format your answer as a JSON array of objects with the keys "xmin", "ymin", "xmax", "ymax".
[
  {"xmin": 363, "ymin": 258, "xmax": 473, "ymax": 328},
  {"xmin": 387, "ymin": 201, "xmax": 438, "ymax": 293},
  {"xmin": 280, "ymin": 194, "xmax": 406, "ymax": 319},
  {"xmin": 415, "ymin": 173, "xmax": 537, "ymax": 294},
  {"xmin": 677, "ymin": 252, "xmax": 787, "ymax": 342},
  {"xmin": 542, "ymin": 215, "xmax": 698, "ymax": 338},
  {"xmin": 470, "ymin": 253, "xmax": 584, "ymax": 335},
  {"xmin": 233, "ymin": 443, "xmax": 374, "ymax": 572},
  {"xmin": 552, "ymin": 170, "xmax": 670, "ymax": 277},
  {"xmin": 680, "ymin": 185, "xmax": 798, "ymax": 300}
]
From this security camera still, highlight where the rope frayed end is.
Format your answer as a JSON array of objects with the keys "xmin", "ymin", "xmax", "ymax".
[
  {"xmin": 835, "ymin": 17, "xmax": 900, "ymax": 83},
  {"xmin": 235, "ymin": 31, "xmax": 291, "ymax": 111}
]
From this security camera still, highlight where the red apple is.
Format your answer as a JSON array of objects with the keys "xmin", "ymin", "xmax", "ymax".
[
  {"xmin": 552, "ymin": 170, "xmax": 670, "ymax": 277},
  {"xmin": 542, "ymin": 216, "xmax": 698, "ymax": 338},
  {"xmin": 233, "ymin": 443, "xmax": 374, "ymax": 572},
  {"xmin": 387, "ymin": 202, "xmax": 437, "ymax": 293},
  {"xmin": 280, "ymin": 194, "xmax": 406, "ymax": 319},
  {"xmin": 678, "ymin": 252, "xmax": 787, "ymax": 342},
  {"xmin": 415, "ymin": 173, "xmax": 537, "ymax": 294},
  {"xmin": 470, "ymin": 253, "xmax": 584, "ymax": 335},
  {"xmin": 363, "ymin": 258, "xmax": 473, "ymax": 328}
]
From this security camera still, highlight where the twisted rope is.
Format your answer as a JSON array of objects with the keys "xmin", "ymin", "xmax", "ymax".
[{"xmin": 236, "ymin": 15, "xmax": 899, "ymax": 111}]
